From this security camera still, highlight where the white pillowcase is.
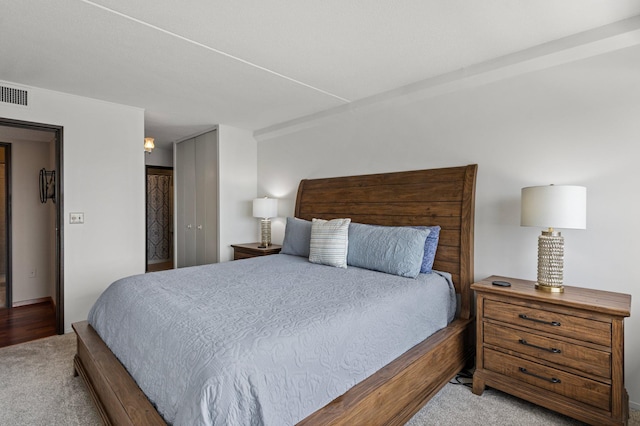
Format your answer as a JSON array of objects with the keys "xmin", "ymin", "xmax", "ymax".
[{"xmin": 309, "ymin": 218, "xmax": 351, "ymax": 268}]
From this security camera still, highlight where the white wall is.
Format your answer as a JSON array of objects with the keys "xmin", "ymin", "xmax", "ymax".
[
  {"xmin": 0, "ymin": 81, "xmax": 146, "ymax": 332},
  {"xmin": 10, "ymin": 140, "xmax": 55, "ymax": 303},
  {"xmin": 145, "ymin": 146, "xmax": 173, "ymax": 167},
  {"xmin": 257, "ymin": 46, "xmax": 640, "ymax": 408},
  {"xmin": 217, "ymin": 124, "xmax": 258, "ymax": 261}
]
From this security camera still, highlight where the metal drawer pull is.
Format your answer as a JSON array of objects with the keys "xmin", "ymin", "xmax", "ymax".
[
  {"xmin": 518, "ymin": 339, "xmax": 561, "ymax": 353},
  {"xmin": 518, "ymin": 314, "xmax": 561, "ymax": 327},
  {"xmin": 519, "ymin": 367, "xmax": 561, "ymax": 384}
]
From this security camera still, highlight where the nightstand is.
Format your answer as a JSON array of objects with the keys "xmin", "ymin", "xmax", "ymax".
[
  {"xmin": 231, "ymin": 243, "xmax": 282, "ymax": 260},
  {"xmin": 472, "ymin": 276, "xmax": 631, "ymax": 426}
]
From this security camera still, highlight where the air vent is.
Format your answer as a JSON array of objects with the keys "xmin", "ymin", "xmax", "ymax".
[{"xmin": 0, "ymin": 85, "xmax": 28, "ymax": 106}]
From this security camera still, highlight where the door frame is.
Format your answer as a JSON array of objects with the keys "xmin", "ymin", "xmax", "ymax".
[
  {"xmin": 145, "ymin": 165, "xmax": 174, "ymax": 272},
  {"xmin": 0, "ymin": 117, "xmax": 64, "ymax": 334},
  {"xmin": 0, "ymin": 142, "xmax": 11, "ymax": 310}
]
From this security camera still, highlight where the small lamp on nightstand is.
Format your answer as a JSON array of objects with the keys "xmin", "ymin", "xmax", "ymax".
[
  {"xmin": 521, "ymin": 185, "xmax": 586, "ymax": 293},
  {"xmin": 253, "ymin": 197, "xmax": 278, "ymax": 248}
]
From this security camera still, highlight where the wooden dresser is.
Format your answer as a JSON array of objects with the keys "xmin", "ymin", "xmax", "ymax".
[
  {"xmin": 231, "ymin": 243, "xmax": 282, "ymax": 260},
  {"xmin": 472, "ymin": 276, "xmax": 631, "ymax": 425}
]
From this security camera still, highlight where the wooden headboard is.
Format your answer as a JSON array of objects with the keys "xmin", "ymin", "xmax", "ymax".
[{"xmin": 294, "ymin": 164, "xmax": 477, "ymax": 320}]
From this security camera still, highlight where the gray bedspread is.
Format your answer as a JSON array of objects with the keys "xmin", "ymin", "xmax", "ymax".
[{"xmin": 88, "ymin": 254, "xmax": 456, "ymax": 425}]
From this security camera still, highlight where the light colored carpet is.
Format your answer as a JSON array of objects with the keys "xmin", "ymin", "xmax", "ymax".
[
  {"xmin": 0, "ymin": 333, "xmax": 101, "ymax": 426},
  {"xmin": 406, "ymin": 377, "xmax": 639, "ymax": 425},
  {"xmin": 0, "ymin": 333, "xmax": 638, "ymax": 426}
]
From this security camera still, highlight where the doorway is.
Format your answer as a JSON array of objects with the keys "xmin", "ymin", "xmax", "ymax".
[
  {"xmin": 0, "ymin": 144, "xmax": 9, "ymax": 309},
  {"xmin": 0, "ymin": 118, "xmax": 63, "ymax": 335},
  {"xmin": 146, "ymin": 166, "xmax": 174, "ymax": 272}
]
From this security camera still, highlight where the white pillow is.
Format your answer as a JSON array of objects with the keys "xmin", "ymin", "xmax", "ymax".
[{"xmin": 309, "ymin": 218, "xmax": 351, "ymax": 268}]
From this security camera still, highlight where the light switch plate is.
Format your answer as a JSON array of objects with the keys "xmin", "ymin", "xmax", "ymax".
[{"xmin": 70, "ymin": 212, "xmax": 84, "ymax": 224}]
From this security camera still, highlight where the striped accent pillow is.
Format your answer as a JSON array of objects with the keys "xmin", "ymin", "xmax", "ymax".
[{"xmin": 309, "ymin": 218, "xmax": 351, "ymax": 268}]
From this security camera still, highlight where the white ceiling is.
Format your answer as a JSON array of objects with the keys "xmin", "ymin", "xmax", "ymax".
[{"xmin": 1, "ymin": 1, "xmax": 640, "ymax": 148}]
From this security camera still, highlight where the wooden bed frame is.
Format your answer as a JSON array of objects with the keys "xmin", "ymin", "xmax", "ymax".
[{"xmin": 73, "ymin": 164, "xmax": 478, "ymax": 425}]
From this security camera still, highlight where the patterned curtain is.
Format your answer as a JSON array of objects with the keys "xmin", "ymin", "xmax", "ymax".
[{"xmin": 147, "ymin": 174, "xmax": 172, "ymax": 262}]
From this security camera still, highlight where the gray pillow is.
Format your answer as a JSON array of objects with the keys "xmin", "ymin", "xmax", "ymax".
[
  {"xmin": 281, "ymin": 217, "xmax": 312, "ymax": 257},
  {"xmin": 347, "ymin": 222, "xmax": 430, "ymax": 278}
]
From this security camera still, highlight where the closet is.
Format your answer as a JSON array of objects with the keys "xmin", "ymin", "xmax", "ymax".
[{"xmin": 175, "ymin": 129, "xmax": 218, "ymax": 267}]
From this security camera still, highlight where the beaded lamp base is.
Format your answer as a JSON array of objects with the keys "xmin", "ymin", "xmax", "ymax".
[
  {"xmin": 536, "ymin": 230, "xmax": 564, "ymax": 293},
  {"xmin": 259, "ymin": 218, "xmax": 272, "ymax": 248}
]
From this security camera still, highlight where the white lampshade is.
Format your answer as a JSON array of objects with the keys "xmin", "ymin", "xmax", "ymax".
[
  {"xmin": 521, "ymin": 185, "xmax": 586, "ymax": 230},
  {"xmin": 253, "ymin": 197, "xmax": 278, "ymax": 219}
]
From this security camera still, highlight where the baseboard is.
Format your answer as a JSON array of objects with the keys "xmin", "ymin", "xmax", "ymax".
[
  {"xmin": 12, "ymin": 296, "xmax": 53, "ymax": 308},
  {"xmin": 630, "ymin": 400, "xmax": 640, "ymax": 411}
]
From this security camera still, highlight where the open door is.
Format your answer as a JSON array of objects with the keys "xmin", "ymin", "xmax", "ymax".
[
  {"xmin": 146, "ymin": 166, "xmax": 174, "ymax": 272},
  {"xmin": 0, "ymin": 144, "xmax": 9, "ymax": 309},
  {"xmin": 0, "ymin": 118, "xmax": 63, "ymax": 334}
]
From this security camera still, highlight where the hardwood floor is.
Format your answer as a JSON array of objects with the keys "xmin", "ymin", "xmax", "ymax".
[
  {"xmin": 0, "ymin": 301, "xmax": 56, "ymax": 348},
  {"xmin": 147, "ymin": 260, "xmax": 173, "ymax": 272}
]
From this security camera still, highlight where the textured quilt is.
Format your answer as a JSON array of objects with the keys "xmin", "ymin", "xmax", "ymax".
[{"xmin": 88, "ymin": 254, "xmax": 456, "ymax": 425}]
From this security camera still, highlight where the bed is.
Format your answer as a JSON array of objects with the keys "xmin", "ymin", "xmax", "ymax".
[{"xmin": 73, "ymin": 163, "xmax": 477, "ymax": 425}]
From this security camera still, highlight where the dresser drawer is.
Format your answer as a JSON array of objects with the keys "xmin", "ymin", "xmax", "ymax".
[
  {"xmin": 484, "ymin": 322, "xmax": 611, "ymax": 378},
  {"xmin": 484, "ymin": 348, "xmax": 611, "ymax": 411},
  {"xmin": 484, "ymin": 299, "xmax": 611, "ymax": 347}
]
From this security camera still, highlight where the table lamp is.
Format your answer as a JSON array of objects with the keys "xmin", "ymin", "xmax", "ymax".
[
  {"xmin": 521, "ymin": 185, "xmax": 586, "ymax": 293},
  {"xmin": 253, "ymin": 197, "xmax": 278, "ymax": 248}
]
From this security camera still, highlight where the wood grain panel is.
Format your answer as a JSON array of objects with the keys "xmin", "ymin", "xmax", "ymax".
[
  {"xmin": 298, "ymin": 182, "xmax": 464, "ymax": 205},
  {"xmin": 473, "ymin": 368, "xmax": 618, "ymax": 426},
  {"xmin": 297, "ymin": 201, "xmax": 462, "ymax": 219},
  {"xmin": 73, "ymin": 321, "xmax": 166, "ymax": 426},
  {"xmin": 473, "ymin": 277, "xmax": 632, "ymax": 318},
  {"xmin": 431, "ymin": 245, "xmax": 462, "ymax": 264},
  {"xmin": 299, "ymin": 167, "xmax": 467, "ymax": 190},
  {"xmin": 295, "ymin": 164, "xmax": 477, "ymax": 320},
  {"xmin": 484, "ymin": 322, "xmax": 611, "ymax": 378},
  {"xmin": 484, "ymin": 299, "xmax": 611, "ymax": 347},
  {"xmin": 484, "ymin": 348, "xmax": 610, "ymax": 411},
  {"xmin": 610, "ymin": 318, "xmax": 628, "ymax": 422},
  {"xmin": 293, "ymin": 212, "xmax": 462, "ymax": 231}
]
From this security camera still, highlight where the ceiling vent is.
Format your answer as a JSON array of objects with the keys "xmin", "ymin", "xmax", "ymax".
[{"xmin": 0, "ymin": 85, "xmax": 28, "ymax": 107}]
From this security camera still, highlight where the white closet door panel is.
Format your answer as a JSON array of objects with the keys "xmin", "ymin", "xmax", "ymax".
[
  {"xmin": 175, "ymin": 139, "xmax": 187, "ymax": 267},
  {"xmin": 176, "ymin": 138, "xmax": 197, "ymax": 267},
  {"xmin": 203, "ymin": 130, "xmax": 218, "ymax": 264},
  {"xmin": 195, "ymin": 130, "xmax": 218, "ymax": 265}
]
